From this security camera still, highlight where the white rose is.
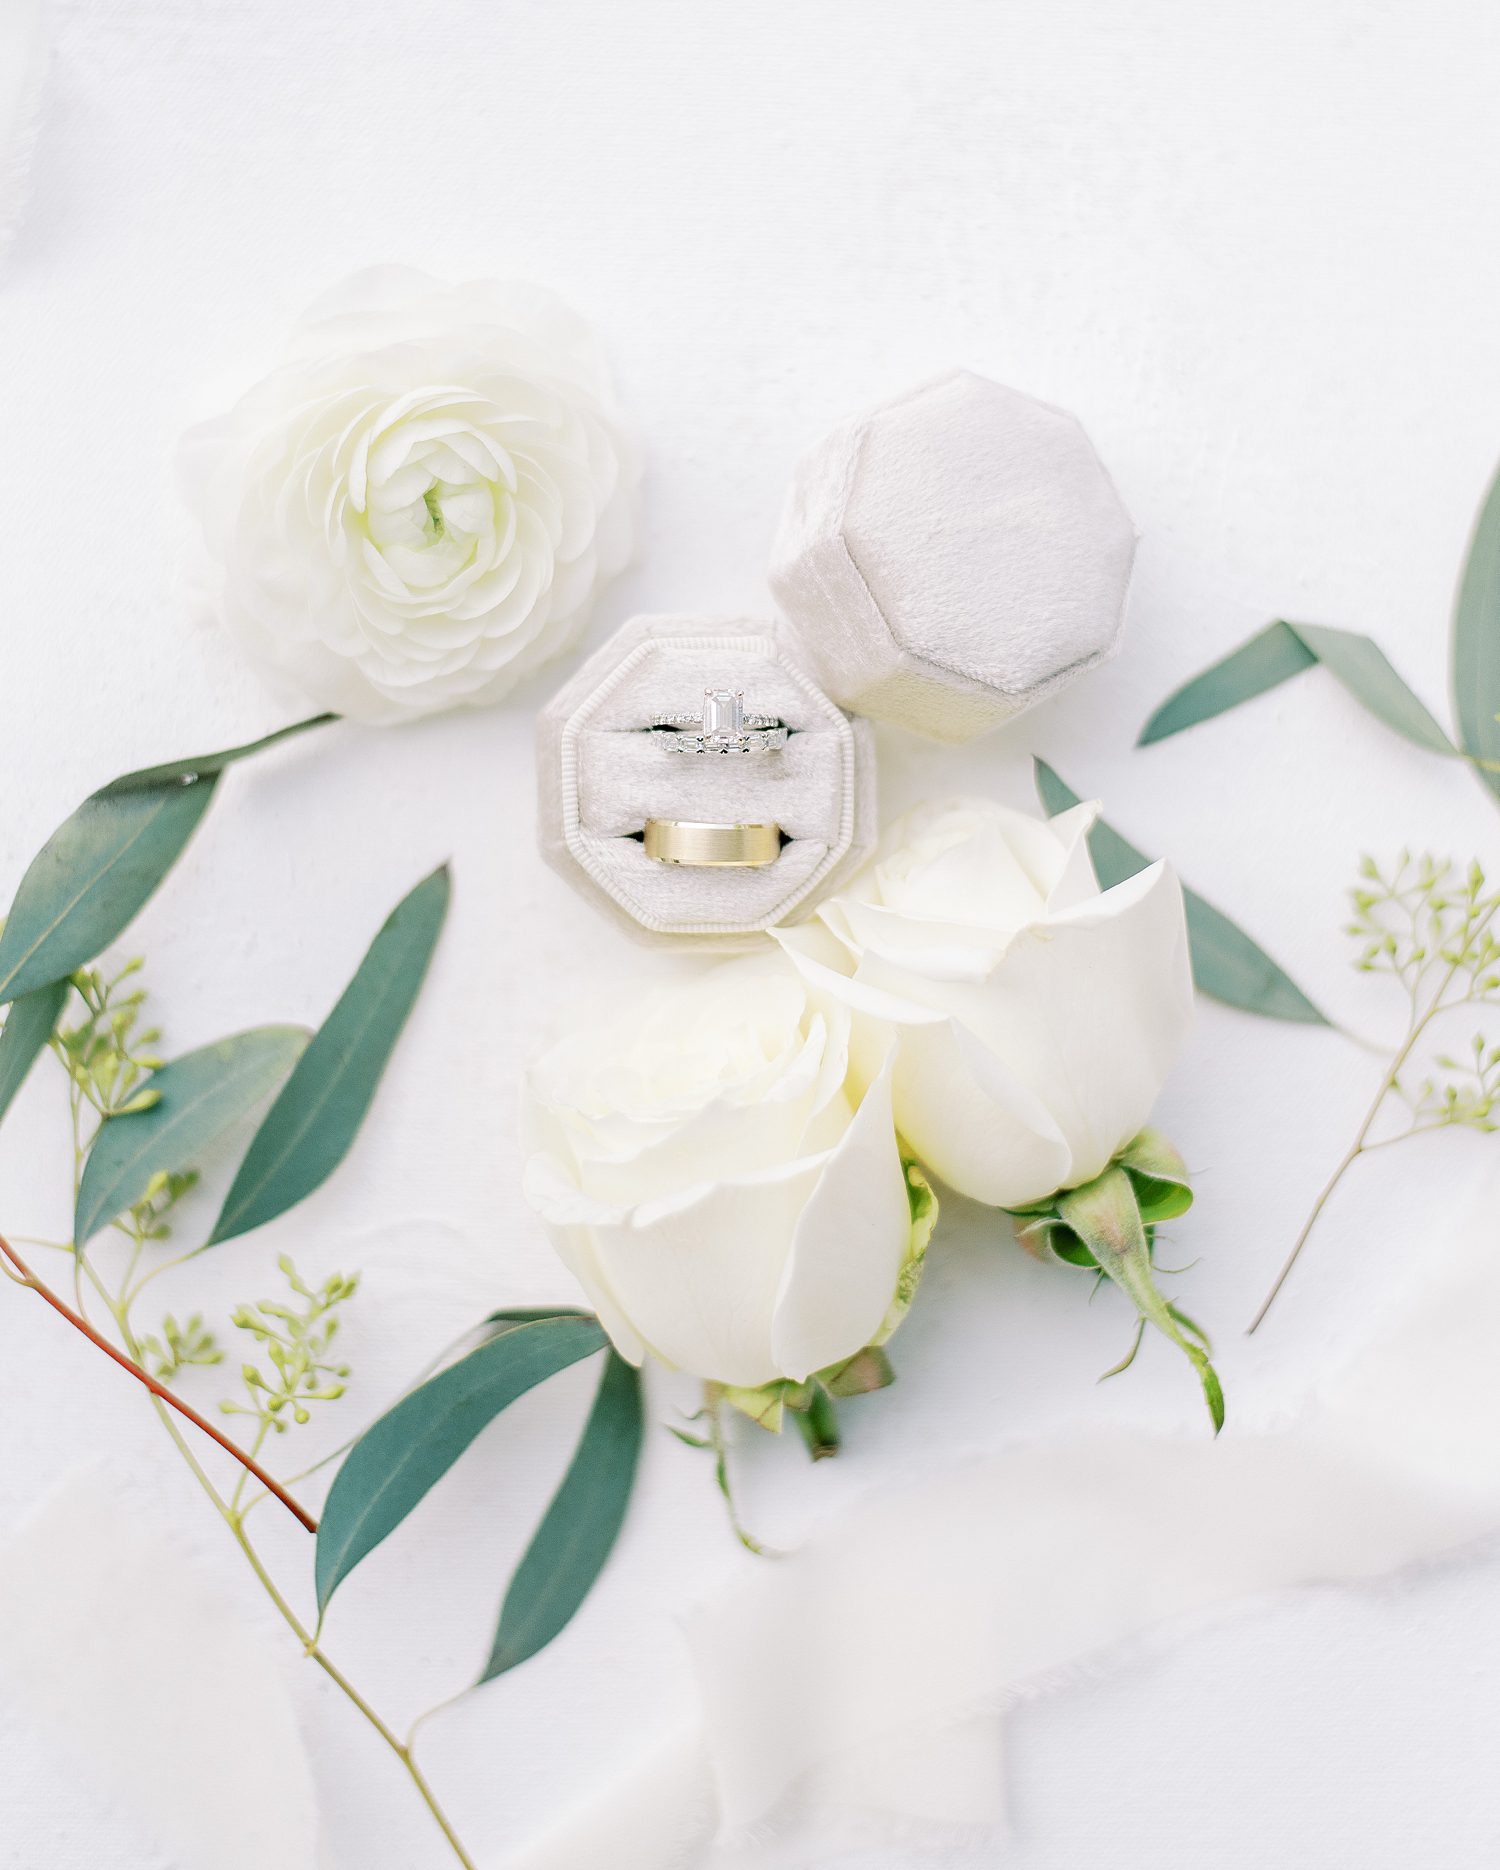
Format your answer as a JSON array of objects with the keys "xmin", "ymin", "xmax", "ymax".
[
  {"xmin": 777, "ymin": 797, "xmax": 1194, "ymax": 1209},
  {"xmin": 180, "ymin": 267, "xmax": 636, "ymax": 723},
  {"xmin": 522, "ymin": 954, "xmax": 919, "ymax": 1391}
]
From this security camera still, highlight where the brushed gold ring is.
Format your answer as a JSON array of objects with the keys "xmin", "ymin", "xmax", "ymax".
[{"xmin": 642, "ymin": 819, "xmax": 782, "ymax": 868}]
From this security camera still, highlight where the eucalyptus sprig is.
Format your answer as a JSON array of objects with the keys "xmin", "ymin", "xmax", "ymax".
[
  {"xmin": 1136, "ymin": 456, "xmax": 1500, "ymax": 812},
  {"xmin": 0, "ymin": 717, "xmax": 653, "ymax": 1870},
  {"xmin": 1249, "ymin": 850, "xmax": 1500, "ymax": 1330},
  {"xmin": 222, "ymin": 1258, "xmax": 356, "ymax": 1439},
  {"xmin": 0, "ymin": 719, "xmax": 494, "ymax": 1870}
]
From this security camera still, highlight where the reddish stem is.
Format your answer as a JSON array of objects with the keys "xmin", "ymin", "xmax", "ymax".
[{"xmin": 0, "ymin": 1233, "xmax": 318, "ymax": 1535}]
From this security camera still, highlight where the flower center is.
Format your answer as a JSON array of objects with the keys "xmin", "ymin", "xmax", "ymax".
[{"xmin": 359, "ymin": 426, "xmax": 512, "ymax": 596}]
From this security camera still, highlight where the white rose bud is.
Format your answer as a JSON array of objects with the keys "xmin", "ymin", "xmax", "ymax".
[
  {"xmin": 522, "ymin": 954, "xmax": 920, "ymax": 1391},
  {"xmin": 180, "ymin": 267, "xmax": 637, "ymax": 723},
  {"xmin": 778, "ymin": 797, "xmax": 1195, "ymax": 1209}
]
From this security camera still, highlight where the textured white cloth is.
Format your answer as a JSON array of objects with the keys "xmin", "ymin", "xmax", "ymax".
[
  {"xmin": 0, "ymin": 0, "xmax": 45, "ymax": 259},
  {"xmin": 0, "ymin": 1465, "xmax": 322, "ymax": 1870},
  {"xmin": 769, "ymin": 371, "xmax": 1138, "ymax": 743},
  {"xmin": 7, "ymin": 1184, "xmax": 1497, "ymax": 1870},
  {"xmin": 503, "ymin": 1172, "xmax": 1500, "ymax": 1867}
]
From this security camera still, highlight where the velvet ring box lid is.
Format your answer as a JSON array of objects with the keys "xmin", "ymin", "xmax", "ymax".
[
  {"xmin": 768, "ymin": 368, "xmax": 1138, "ymax": 744},
  {"xmin": 536, "ymin": 614, "xmax": 877, "ymax": 949}
]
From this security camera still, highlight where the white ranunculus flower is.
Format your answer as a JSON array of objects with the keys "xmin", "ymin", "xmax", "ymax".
[
  {"xmin": 180, "ymin": 267, "xmax": 637, "ymax": 723},
  {"xmin": 777, "ymin": 797, "xmax": 1194, "ymax": 1210},
  {"xmin": 522, "ymin": 954, "xmax": 919, "ymax": 1391}
]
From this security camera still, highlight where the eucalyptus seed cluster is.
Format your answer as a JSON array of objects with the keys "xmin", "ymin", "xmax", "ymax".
[
  {"xmin": 1252, "ymin": 849, "xmax": 1500, "ymax": 1330},
  {"xmin": 52, "ymin": 958, "xmax": 165, "ymax": 1119},
  {"xmin": 47, "ymin": 960, "xmax": 363, "ymax": 1441},
  {"xmin": 140, "ymin": 1310, "xmax": 223, "ymax": 1383},
  {"xmin": 1404, "ymin": 1032, "xmax": 1500, "ymax": 1133},
  {"xmin": 54, "ymin": 963, "xmax": 201, "ymax": 1247},
  {"xmin": 221, "ymin": 1256, "xmax": 358, "ymax": 1435},
  {"xmin": 131, "ymin": 1168, "xmax": 200, "ymax": 1244},
  {"xmin": 1346, "ymin": 851, "xmax": 1500, "ymax": 1140}
]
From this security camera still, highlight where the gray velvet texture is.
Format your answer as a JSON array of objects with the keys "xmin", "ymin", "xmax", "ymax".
[
  {"xmin": 768, "ymin": 368, "xmax": 1138, "ymax": 743},
  {"xmin": 537, "ymin": 615, "xmax": 877, "ymax": 949}
]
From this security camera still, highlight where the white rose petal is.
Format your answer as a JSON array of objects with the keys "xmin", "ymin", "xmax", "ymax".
[
  {"xmin": 768, "ymin": 1052, "xmax": 912, "ymax": 1382},
  {"xmin": 522, "ymin": 953, "xmax": 914, "ymax": 1390},
  {"xmin": 580, "ymin": 1160, "xmax": 831, "ymax": 1389},
  {"xmin": 180, "ymin": 267, "xmax": 637, "ymax": 723},
  {"xmin": 778, "ymin": 797, "xmax": 1195, "ymax": 1209}
]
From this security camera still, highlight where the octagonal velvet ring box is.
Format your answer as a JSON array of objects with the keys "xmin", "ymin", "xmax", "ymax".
[
  {"xmin": 536, "ymin": 614, "xmax": 877, "ymax": 949},
  {"xmin": 769, "ymin": 368, "xmax": 1138, "ymax": 743}
]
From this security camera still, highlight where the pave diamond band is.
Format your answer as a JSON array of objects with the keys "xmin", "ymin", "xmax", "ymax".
[
  {"xmin": 655, "ymin": 726, "xmax": 788, "ymax": 754},
  {"xmin": 650, "ymin": 688, "xmax": 789, "ymax": 754}
]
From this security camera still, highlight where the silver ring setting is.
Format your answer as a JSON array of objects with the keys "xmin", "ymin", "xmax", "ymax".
[{"xmin": 651, "ymin": 688, "xmax": 789, "ymax": 755}]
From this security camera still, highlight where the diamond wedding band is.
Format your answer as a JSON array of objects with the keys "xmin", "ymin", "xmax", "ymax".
[
  {"xmin": 643, "ymin": 819, "xmax": 782, "ymax": 867},
  {"xmin": 643, "ymin": 688, "xmax": 787, "ymax": 864},
  {"xmin": 651, "ymin": 688, "xmax": 789, "ymax": 755}
]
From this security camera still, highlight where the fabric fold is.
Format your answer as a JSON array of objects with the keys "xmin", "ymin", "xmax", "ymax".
[
  {"xmin": 503, "ymin": 1170, "xmax": 1500, "ymax": 1867},
  {"xmin": 0, "ymin": 1464, "xmax": 322, "ymax": 1870}
]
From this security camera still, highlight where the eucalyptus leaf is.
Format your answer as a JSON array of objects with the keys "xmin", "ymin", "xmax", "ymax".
[
  {"xmin": 1179, "ymin": 893, "xmax": 1328, "ymax": 1025},
  {"xmin": 207, "ymin": 866, "xmax": 450, "ymax": 1246},
  {"xmin": 1294, "ymin": 625, "xmax": 1456, "ymax": 755},
  {"xmin": 0, "ymin": 782, "xmax": 218, "ymax": 1005},
  {"xmin": 75, "ymin": 1026, "xmax": 308, "ymax": 1244},
  {"xmin": 0, "ymin": 715, "xmax": 334, "ymax": 1006},
  {"xmin": 483, "ymin": 1306, "xmax": 591, "ymax": 1329},
  {"xmin": 1453, "ymin": 459, "xmax": 1500, "ymax": 803},
  {"xmin": 1033, "ymin": 760, "xmax": 1328, "ymax": 1026},
  {"xmin": 101, "ymin": 714, "xmax": 335, "ymax": 793},
  {"xmin": 1138, "ymin": 619, "xmax": 1455, "ymax": 756},
  {"xmin": 1137, "ymin": 621, "xmax": 1314, "ymax": 744},
  {"xmin": 480, "ymin": 1349, "xmax": 643, "ymax": 1683},
  {"xmin": 0, "ymin": 979, "xmax": 68, "ymax": 1127},
  {"xmin": 316, "ymin": 1314, "xmax": 609, "ymax": 1613}
]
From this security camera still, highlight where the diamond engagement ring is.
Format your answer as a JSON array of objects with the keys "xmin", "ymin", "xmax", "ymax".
[{"xmin": 650, "ymin": 688, "xmax": 789, "ymax": 754}]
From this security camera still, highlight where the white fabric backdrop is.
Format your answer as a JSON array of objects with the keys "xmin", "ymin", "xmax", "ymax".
[
  {"xmin": 4, "ymin": 2, "xmax": 1500, "ymax": 1865},
  {"xmin": 0, "ymin": 0, "xmax": 43, "ymax": 254}
]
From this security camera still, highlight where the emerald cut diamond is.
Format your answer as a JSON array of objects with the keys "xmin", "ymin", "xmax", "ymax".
[
  {"xmin": 649, "ymin": 691, "xmax": 788, "ymax": 754},
  {"xmin": 702, "ymin": 688, "xmax": 745, "ymax": 743}
]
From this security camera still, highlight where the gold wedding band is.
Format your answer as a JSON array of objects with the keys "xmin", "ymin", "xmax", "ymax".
[{"xmin": 642, "ymin": 819, "xmax": 781, "ymax": 867}]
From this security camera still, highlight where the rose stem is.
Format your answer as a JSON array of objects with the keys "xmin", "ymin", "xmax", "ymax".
[{"xmin": 0, "ymin": 1232, "xmax": 317, "ymax": 1532}]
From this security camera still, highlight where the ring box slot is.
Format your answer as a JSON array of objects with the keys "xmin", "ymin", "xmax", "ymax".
[{"xmin": 538, "ymin": 615, "xmax": 876, "ymax": 948}]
